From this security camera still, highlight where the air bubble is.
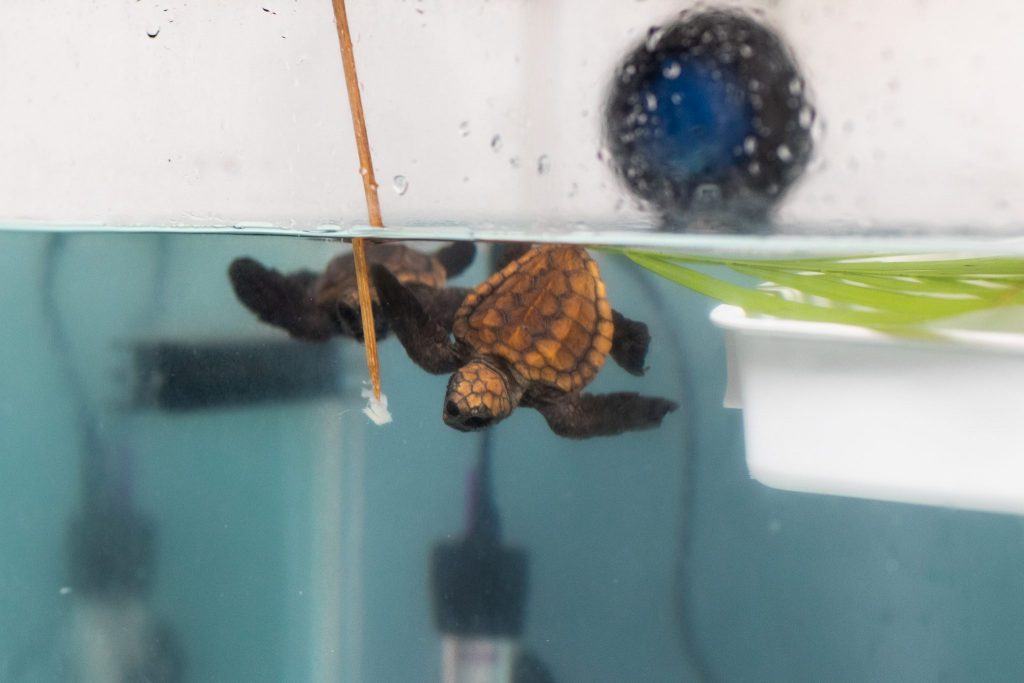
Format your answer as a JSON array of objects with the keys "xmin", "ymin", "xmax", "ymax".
[
  {"xmin": 743, "ymin": 136, "xmax": 757, "ymax": 155},
  {"xmin": 537, "ymin": 155, "xmax": 551, "ymax": 175},
  {"xmin": 662, "ymin": 60, "xmax": 682, "ymax": 79},
  {"xmin": 392, "ymin": 175, "xmax": 409, "ymax": 195},
  {"xmin": 459, "ymin": 121, "xmax": 470, "ymax": 137},
  {"xmin": 777, "ymin": 145, "xmax": 793, "ymax": 162},
  {"xmin": 645, "ymin": 93, "xmax": 658, "ymax": 111},
  {"xmin": 490, "ymin": 135, "xmax": 503, "ymax": 152}
]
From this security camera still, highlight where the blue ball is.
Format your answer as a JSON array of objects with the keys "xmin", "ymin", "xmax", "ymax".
[{"xmin": 605, "ymin": 10, "xmax": 815, "ymax": 229}]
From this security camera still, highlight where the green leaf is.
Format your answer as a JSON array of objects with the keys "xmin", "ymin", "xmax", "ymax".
[{"xmin": 610, "ymin": 248, "xmax": 1024, "ymax": 330}]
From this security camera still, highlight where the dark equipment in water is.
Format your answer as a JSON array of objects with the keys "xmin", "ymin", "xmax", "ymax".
[
  {"xmin": 605, "ymin": 8, "xmax": 815, "ymax": 229},
  {"xmin": 128, "ymin": 337, "xmax": 342, "ymax": 412},
  {"xmin": 430, "ymin": 431, "xmax": 556, "ymax": 683},
  {"xmin": 228, "ymin": 241, "xmax": 475, "ymax": 342},
  {"xmin": 372, "ymin": 244, "xmax": 677, "ymax": 438}
]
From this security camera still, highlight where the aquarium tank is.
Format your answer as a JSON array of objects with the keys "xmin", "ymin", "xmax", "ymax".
[{"xmin": 3, "ymin": 2, "xmax": 1024, "ymax": 682}]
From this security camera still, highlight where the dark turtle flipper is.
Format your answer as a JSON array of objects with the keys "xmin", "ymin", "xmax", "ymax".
[
  {"xmin": 532, "ymin": 392, "xmax": 677, "ymax": 439},
  {"xmin": 371, "ymin": 264, "xmax": 464, "ymax": 374},
  {"xmin": 489, "ymin": 242, "xmax": 534, "ymax": 272},
  {"xmin": 228, "ymin": 258, "xmax": 338, "ymax": 341},
  {"xmin": 434, "ymin": 241, "xmax": 477, "ymax": 279},
  {"xmin": 414, "ymin": 285, "xmax": 473, "ymax": 333},
  {"xmin": 610, "ymin": 310, "xmax": 651, "ymax": 376}
]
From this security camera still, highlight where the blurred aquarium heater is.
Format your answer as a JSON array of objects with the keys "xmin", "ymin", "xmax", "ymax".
[{"xmin": 431, "ymin": 436, "xmax": 529, "ymax": 683}]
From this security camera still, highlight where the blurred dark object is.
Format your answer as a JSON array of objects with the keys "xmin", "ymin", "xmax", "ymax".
[
  {"xmin": 129, "ymin": 338, "xmax": 342, "ymax": 411},
  {"xmin": 605, "ymin": 8, "xmax": 815, "ymax": 231},
  {"xmin": 68, "ymin": 505, "xmax": 155, "ymax": 598},
  {"xmin": 431, "ymin": 433, "xmax": 528, "ymax": 637}
]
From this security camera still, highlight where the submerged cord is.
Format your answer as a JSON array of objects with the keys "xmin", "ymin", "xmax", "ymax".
[
  {"xmin": 467, "ymin": 429, "xmax": 502, "ymax": 543},
  {"xmin": 623, "ymin": 257, "xmax": 717, "ymax": 683},
  {"xmin": 41, "ymin": 235, "xmax": 107, "ymax": 508}
]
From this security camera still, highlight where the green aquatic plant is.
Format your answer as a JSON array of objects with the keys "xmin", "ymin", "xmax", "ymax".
[{"xmin": 612, "ymin": 249, "xmax": 1024, "ymax": 329}]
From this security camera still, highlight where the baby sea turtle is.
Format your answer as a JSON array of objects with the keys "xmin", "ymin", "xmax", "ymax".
[
  {"xmin": 371, "ymin": 244, "xmax": 678, "ymax": 438},
  {"xmin": 228, "ymin": 241, "xmax": 475, "ymax": 342}
]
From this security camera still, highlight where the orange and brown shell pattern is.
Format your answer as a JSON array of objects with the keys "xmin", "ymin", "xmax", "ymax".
[
  {"xmin": 313, "ymin": 243, "xmax": 446, "ymax": 310},
  {"xmin": 452, "ymin": 244, "xmax": 614, "ymax": 394}
]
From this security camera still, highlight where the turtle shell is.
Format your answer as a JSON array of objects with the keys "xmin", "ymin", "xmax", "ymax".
[
  {"xmin": 314, "ymin": 243, "xmax": 446, "ymax": 307},
  {"xmin": 453, "ymin": 245, "xmax": 614, "ymax": 393}
]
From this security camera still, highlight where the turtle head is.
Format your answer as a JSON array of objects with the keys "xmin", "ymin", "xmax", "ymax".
[{"xmin": 443, "ymin": 360, "xmax": 518, "ymax": 431}]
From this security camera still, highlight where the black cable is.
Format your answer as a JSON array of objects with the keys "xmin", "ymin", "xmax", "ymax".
[{"xmin": 621, "ymin": 255, "xmax": 718, "ymax": 683}]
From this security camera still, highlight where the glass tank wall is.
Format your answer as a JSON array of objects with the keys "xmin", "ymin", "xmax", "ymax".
[
  {"xmin": 4, "ymin": 231, "xmax": 1024, "ymax": 682},
  {"xmin": 3, "ymin": 1, "xmax": 1024, "ymax": 682}
]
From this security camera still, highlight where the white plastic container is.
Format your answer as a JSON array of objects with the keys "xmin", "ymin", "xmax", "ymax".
[{"xmin": 711, "ymin": 303, "xmax": 1024, "ymax": 515}]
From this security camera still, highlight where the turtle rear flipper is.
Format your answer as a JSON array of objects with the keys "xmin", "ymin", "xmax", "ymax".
[
  {"xmin": 532, "ymin": 391, "xmax": 677, "ymax": 439},
  {"xmin": 610, "ymin": 311, "xmax": 651, "ymax": 376},
  {"xmin": 371, "ymin": 264, "xmax": 464, "ymax": 374},
  {"xmin": 434, "ymin": 241, "xmax": 477, "ymax": 279},
  {"xmin": 228, "ymin": 258, "xmax": 338, "ymax": 341}
]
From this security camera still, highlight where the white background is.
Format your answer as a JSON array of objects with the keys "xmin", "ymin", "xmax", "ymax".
[{"xmin": 0, "ymin": 0, "xmax": 1022, "ymax": 231}]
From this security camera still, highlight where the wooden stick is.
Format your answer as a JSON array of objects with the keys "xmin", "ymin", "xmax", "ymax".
[{"xmin": 330, "ymin": 0, "xmax": 383, "ymax": 400}]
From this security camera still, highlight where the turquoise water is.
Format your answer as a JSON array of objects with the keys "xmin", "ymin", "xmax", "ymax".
[{"xmin": 3, "ymin": 230, "xmax": 1024, "ymax": 682}]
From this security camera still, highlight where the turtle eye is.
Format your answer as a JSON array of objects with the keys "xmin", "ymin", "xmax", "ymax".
[{"xmin": 445, "ymin": 400, "xmax": 460, "ymax": 417}]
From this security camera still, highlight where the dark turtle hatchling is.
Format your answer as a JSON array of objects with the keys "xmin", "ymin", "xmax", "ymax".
[
  {"xmin": 228, "ymin": 241, "xmax": 475, "ymax": 342},
  {"xmin": 371, "ymin": 244, "xmax": 677, "ymax": 439}
]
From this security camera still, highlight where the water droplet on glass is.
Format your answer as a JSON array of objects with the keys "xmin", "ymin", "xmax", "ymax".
[
  {"xmin": 490, "ymin": 135, "xmax": 503, "ymax": 152},
  {"xmin": 645, "ymin": 93, "xmax": 658, "ymax": 111},
  {"xmin": 662, "ymin": 60, "xmax": 682, "ymax": 79},
  {"xmin": 693, "ymin": 183, "xmax": 722, "ymax": 205},
  {"xmin": 392, "ymin": 175, "xmax": 409, "ymax": 195},
  {"xmin": 747, "ymin": 161, "xmax": 762, "ymax": 176},
  {"xmin": 509, "ymin": 156, "xmax": 521, "ymax": 169},
  {"xmin": 777, "ymin": 145, "xmax": 793, "ymax": 162},
  {"xmin": 59, "ymin": 586, "xmax": 72, "ymax": 595},
  {"xmin": 645, "ymin": 26, "xmax": 665, "ymax": 51},
  {"xmin": 537, "ymin": 155, "xmax": 550, "ymax": 175},
  {"xmin": 739, "ymin": 44, "xmax": 754, "ymax": 58},
  {"xmin": 743, "ymin": 136, "xmax": 757, "ymax": 155},
  {"xmin": 459, "ymin": 121, "xmax": 470, "ymax": 137},
  {"xmin": 798, "ymin": 106, "xmax": 814, "ymax": 129},
  {"xmin": 670, "ymin": 93, "xmax": 683, "ymax": 105},
  {"xmin": 789, "ymin": 78, "xmax": 803, "ymax": 95}
]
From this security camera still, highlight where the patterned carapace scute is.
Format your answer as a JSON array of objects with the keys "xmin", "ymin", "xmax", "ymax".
[{"xmin": 453, "ymin": 245, "xmax": 614, "ymax": 393}]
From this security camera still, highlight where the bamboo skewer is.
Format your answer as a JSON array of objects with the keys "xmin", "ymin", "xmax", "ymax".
[{"xmin": 330, "ymin": 0, "xmax": 383, "ymax": 401}]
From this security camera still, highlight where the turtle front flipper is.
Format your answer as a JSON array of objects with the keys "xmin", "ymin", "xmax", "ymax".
[
  {"xmin": 228, "ymin": 258, "xmax": 339, "ymax": 341},
  {"xmin": 610, "ymin": 311, "xmax": 651, "ymax": 376},
  {"xmin": 416, "ymin": 285, "xmax": 474, "ymax": 333},
  {"xmin": 434, "ymin": 241, "xmax": 477, "ymax": 279},
  {"xmin": 532, "ymin": 391, "xmax": 677, "ymax": 439},
  {"xmin": 371, "ymin": 264, "xmax": 464, "ymax": 374}
]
